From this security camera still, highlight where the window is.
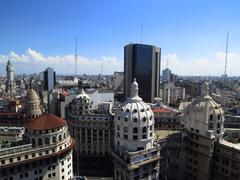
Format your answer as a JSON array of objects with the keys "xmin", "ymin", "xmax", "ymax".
[
  {"xmin": 210, "ymin": 114, "xmax": 213, "ymax": 121},
  {"xmin": 150, "ymin": 125, "xmax": 153, "ymax": 130},
  {"xmin": 125, "ymin": 117, "xmax": 128, "ymax": 122},
  {"xmin": 45, "ymin": 137, "xmax": 50, "ymax": 145},
  {"xmin": 142, "ymin": 135, "xmax": 147, "ymax": 139},
  {"xmin": 133, "ymin": 127, "xmax": 138, "ymax": 133},
  {"xmin": 38, "ymin": 138, "xmax": 42, "ymax": 146},
  {"xmin": 134, "ymin": 118, "xmax": 138, "ymax": 122},
  {"xmin": 52, "ymin": 136, "xmax": 56, "ymax": 143},
  {"xmin": 124, "ymin": 134, "xmax": 128, "ymax": 139},
  {"xmin": 142, "ymin": 127, "xmax": 147, "ymax": 133},
  {"xmin": 208, "ymin": 123, "xmax": 213, "ymax": 129},
  {"xmin": 124, "ymin": 126, "xmax": 128, "ymax": 133},
  {"xmin": 142, "ymin": 117, "xmax": 147, "ymax": 122},
  {"xmin": 133, "ymin": 135, "xmax": 138, "ymax": 140},
  {"xmin": 59, "ymin": 135, "xmax": 62, "ymax": 141}
]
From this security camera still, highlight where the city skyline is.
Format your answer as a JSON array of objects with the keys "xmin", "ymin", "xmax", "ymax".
[{"xmin": 1, "ymin": 0, "xmax": 240, "ymax": 76}]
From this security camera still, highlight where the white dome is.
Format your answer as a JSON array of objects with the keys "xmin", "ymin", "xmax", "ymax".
[
  {"xmin": 25, "ymin": 89, "xmax": 42, "ymax": 118},
  {"xmin": 75, "ymin": 88, "xmax": 90, "ymax": 99},
  {"xmin": 26, "ymin": 89, "xmax": 40, "ymax": 103},
  {"xmin": 185, "ymin": 82, "xmax": 224, "ymax": 139},
  {"xmin": 70, "ymin": 88, "xmax": 92, "ymax": 115},
  {"xmin": 114, "ymin": 79, "xmax": 154, "ymax": 152}
]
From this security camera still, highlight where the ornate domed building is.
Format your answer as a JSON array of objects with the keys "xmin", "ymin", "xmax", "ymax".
[
  {"xmin": 112, "ymin": 79, "xmax": 160, "ymax": 180},
  {"xmin": 69, "ymin": 89, "xmax": 92, "ymax": 116},
  {"xmin": 114, "ymin": 79, "xmax": 154, "ymax": 151},
  {"xmin": 185, "ymin": 81, "xmax": 224, "ymax": 140},
  {"xmin": 0, "ymin": 113, "xmax": 75, "ymax": 180},
  {"xmin": 66, "ymin": 88, "xmax": 113, "ymax": 176},
  {"xmin": 184, "ymin": 82, "xmax": 225, "ymax": 180},
  {"xmin": 24, "ymin": 88, "xmax": 42, "ymax": 119}
]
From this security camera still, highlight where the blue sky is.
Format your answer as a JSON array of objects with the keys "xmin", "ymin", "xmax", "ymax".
[{"xmin": 0, "ymin": 0, "xmax": 240, "ymax": 75}]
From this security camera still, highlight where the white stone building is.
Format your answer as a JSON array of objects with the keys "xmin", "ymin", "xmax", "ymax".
[
  {"xmin": 112, "ymin": 79, "xmax": 160, "ymax": 180},
  {"xmin": 66, "ymin": 89, "xmax": 113, "ymax": 176},
  {"xmin": 0, "ymin": 113, "xmax": 75, "ymax": 180}
]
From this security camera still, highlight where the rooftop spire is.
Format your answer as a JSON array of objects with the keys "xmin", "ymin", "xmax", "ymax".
[
  {"xmin": 201, "ymin": 81, "xmax": 210, "ymax": 97},
  {"xmin": 130, "ymin": 78, "xmax": 142, "ymax": 101}
]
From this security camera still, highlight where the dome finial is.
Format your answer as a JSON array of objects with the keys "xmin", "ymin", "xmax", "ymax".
[
  {"xmin": 80, "ymin": 88, "xmax": 85, "ymax": 94},
  {"xmin": 131, "ymin": 78, "xmax": 139, "ymax": 98},
  {"xmin": 201, "ymin": 81, "xmax": 209, "ymax": 97}
]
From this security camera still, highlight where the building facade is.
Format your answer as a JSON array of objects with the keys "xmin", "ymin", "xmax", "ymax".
[
  {"xmin": 0, "ymin": 113, "xmax": 75, "ymax": 180},
  {"xmin": 124, "ymin": 43, "xmax": 161, "ymax": 103},
  {"xmin": 66, "ymin": 89, "xmax": 113, "ymax": 176},
  {"xmin": 162, "ymin": 68, "xmax": 171, "ymax": 84},
  {"xmin": 112, "ymin": 79, "xmax": 160, "ymax": 180},
  {"xmin": 185, "ymin": 82, "xmax": 225, "ymax": 180},
  {"xmin": 152, "ymin": 106, "xmax": 184, "ymax": 130},
  {"xmin": 163, "ymin": 83, "xmax": 185, "ymax": 105},
  {"xmin": 43, "ymin": 67, "xmax": 56, "ymax": 92}
]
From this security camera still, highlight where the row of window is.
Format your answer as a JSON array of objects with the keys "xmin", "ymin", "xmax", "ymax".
[{"xmin": 117, "ymin": 115, "xmax": 153, "ymax": 122}]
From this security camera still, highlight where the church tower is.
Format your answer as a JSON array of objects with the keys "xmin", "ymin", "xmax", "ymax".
[{"xmin": 5, "ymin": 60, "xmax": 16, "ymax": 94}]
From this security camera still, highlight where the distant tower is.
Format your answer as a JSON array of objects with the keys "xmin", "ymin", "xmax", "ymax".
[
  {"xmin": 5, "ymin": 60, "xmax": 16, "ymax": 94},
  {"xmin": 223, "ymin": 31, "xmax": 229, "ymax": 78},
  {"xmin": 75, "ymin": 37, "xmax": 78, "ymax": 76}
]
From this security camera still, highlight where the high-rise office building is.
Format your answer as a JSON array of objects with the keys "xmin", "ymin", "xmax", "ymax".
[
  {"xmin": 43, "ymin": 67, "xmax": 56, "ymax": 91},
  {"xmin": 162, "ymin": 68, "xmax": 171, "ymax": 83},
  {"xmin": 124, "ymin": 43, "xmax": 161, "ymax": 103}
]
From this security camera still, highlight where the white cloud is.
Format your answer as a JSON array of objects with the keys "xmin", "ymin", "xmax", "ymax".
[
  {"xmin": 0, "ymin": 48, "xmax": 123, "ymax": 75},
  {"xmin": 162, "ymin": 51, "xmax": 240, "ymax": 76},
  {"xmin": 0, "ymin": 48, "xmax": 239, "ymax": 76}
]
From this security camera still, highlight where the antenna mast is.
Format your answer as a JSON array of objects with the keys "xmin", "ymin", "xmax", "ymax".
[
  {"xmin": 140, "ymin": 22, "xmax": 143, "ymax": 43},
  {"xmin": 75, "ymin": 36, "xmax": 78, "ymax": 76},
  {"xmin": 224, "ymin": 31, "xmax": 229, "ymax": 77}
]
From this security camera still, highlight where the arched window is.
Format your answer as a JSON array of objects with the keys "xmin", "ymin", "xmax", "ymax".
[
  {"xmin": 133, "ymin": 127, "xmax": 138, "ymax": 134},
  {"xmin": 142, "ymin": 117, "xmax": 147, "ymax": 122},
  {"xmin": 45, "ymin": 137, "xmax": 50, "ymax": 145},
  {"xmin": 63, "ymin": 133, "xmax": 66, "ymax": 138},
  {"xmin": 32, "ymin": 138, "xmax": 36, "ymax": 147},
  {"xmin": 123, "ymin": 127, "xmax": 128, "ymax": 133},
  {"xmin": 59, "ymin": 134, "xmax": 62, "ymax": 141},
  {"xmin": 134, "ymin": 118, "xmax": 138, "ymax": 122},
  {"xmin": 142, "ymin": 127, "xmax": 147, "ymax": 133},
  {"xmin": 52, "ymin": 136, "xmax": 56, "ymax": 143},
  {"xmin": 38, "ymin": 138, "xmax": 42, "ymax": 146},
  {"xmin": 210, "ymin": 114, "xmax": 213, "ymax": 121}
]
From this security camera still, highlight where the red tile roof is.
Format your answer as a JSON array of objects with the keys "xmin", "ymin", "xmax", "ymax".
[
  {"xmin": 152, "ymin": 108, "xmax": 172, "ymax": 113},
  {"xmin": 25, "ymin": 113, "xmax": 67, "ymax": 130},
  {"xmin": 60, "ymin": 91, "xmax": 69, "ymax": 96}
]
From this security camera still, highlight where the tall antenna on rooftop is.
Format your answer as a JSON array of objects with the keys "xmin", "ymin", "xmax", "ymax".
[
  {"xmin": 224, "ymin": 31, "xmax": 229, "ymax": 77},
  {"xmin": 101, "ymin": 65, "xmax": 103, "ymax": 75},
  {"xmin": 75, "ymin": 36, "xmax": 78, "ymax": 76},
  {"xmin": 166, "ymin": 58, "xmax": 169, "ymax": 69},
  {"xmin": 140, "ymin": 22, "xmax": 143, "ymax": 43}
]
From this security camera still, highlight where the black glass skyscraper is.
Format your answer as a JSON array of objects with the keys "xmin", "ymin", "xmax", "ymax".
[{"xmin": 124, "ymin": 44, "xmax": 161, "ymax": 102}]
